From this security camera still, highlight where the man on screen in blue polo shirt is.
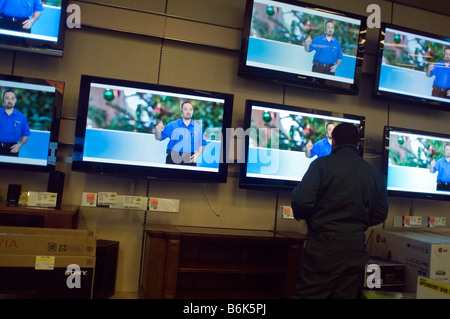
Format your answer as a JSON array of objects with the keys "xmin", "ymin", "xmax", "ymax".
[
  {"xmin": 155, "ymin": 101, "xmax": 206, "ymax": 166},
  {"xmin": 427, "ymin": 47, "xmax": 450, "ymax": 99},
  {"xmin": 0, "ymin": 0, "xmax": 43, "ymax": 33},
  {"xmin": 305, "ymin": 122, "xmax": 335, "ymax": 159},
  {"xmin": 0, "ymin": 89, "xmax": 31, "ymax": 157},
  {"xmin": 304, "ymin": 20, "xmax": 343, "ymax": 76},
  {"xmin": 430, "ymin": 143, "xmax": 450, "ymax": 191}
]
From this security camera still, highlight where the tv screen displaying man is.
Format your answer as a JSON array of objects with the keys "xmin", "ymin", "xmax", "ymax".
[
  {"xmin": 304, "ymin": 21, "xmax": 343, "ymax": 75},
  {"xmin": 377, "ymin": 27, "xmax": 450, "ymax": 106},
  {"xmin": 0, "ymin": 89, "xmax": 30, "ymax": 157},
  {"xmin": 244, "ymin": 0, "xmax": 362, "ymax": 84},
  {"xmin": 0, "ymin": 0, "xmax": 43, "ymax": 33},
  {"xmin": 430, "ymin": 143, "xmax": 450, "ymax": 191},
  {"xmin": 427, "ymin": 47, "xmax": 450, "ymax": 99},
  {"xmin": 155, "ymin": 101, "xmax": 206, "ymax": 166}
]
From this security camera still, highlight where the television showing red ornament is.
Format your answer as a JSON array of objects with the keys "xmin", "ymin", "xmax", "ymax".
[
  {"xmin": 239, "ymin": 99, "xmax": 365, "ymax": 192},
  {"xmin": 238, "ymin": 0, "xmax": 367, "ymax": 95},
  {"xmin": 72, "ymin": 75, "xmax": 234, "ymax": 183},
  {"xmin": 383, "ymin": 126, "xmax": 450, "ymax": 201},
  {"xmin": 374, "ymin": 23, "xmax": 450, "ymax": 111}
]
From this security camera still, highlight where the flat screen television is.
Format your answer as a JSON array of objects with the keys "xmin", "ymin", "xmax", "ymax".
[
  {"xmin": 72, "ymin": 75, "xmax": 234, "ymax": 183},
  {"xmin": 0, "ymin": 73, "xmax": 64, "ymax": 172},
  {"xmin": 238, "ymin": 99, "xmax": 365, "ymax": 192},
  {"xmin": 0, "ymin": 0, "xmax": 68, "ymax": 57},
  {"xmin": 374, "ymin": 23, "xmax": 450, "ymax": 111},
  {"xmin": 383, "ymin": 126, "xmax": 450, "ymax": 201},
  {"xmin": 238, "ymin": 0, "xmax": 367, "ymax": 95}
]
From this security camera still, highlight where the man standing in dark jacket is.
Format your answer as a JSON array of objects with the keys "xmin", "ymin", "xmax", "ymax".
[{"xmin": 291, "ymin": 122, "xmax": 388, "ymax": 299}]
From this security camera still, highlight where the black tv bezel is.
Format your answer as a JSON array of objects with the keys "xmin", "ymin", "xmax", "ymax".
[
  {"xmin": 0, "ymin": 0, "xmax": 68, "ymax": 57},
  {"xmin": 71, "ymin": 75, "xmax": 234, "ymax": 183},
  {"xmin": 239, "ymin": 99, "xmax": 366, "ymax": 192},
  {"xmin": 374, "ymin": 23, "xmax": 450, "ymax": 112},
  {"xmin": 0, "ymin": 73, "xmax": 64, "ymax": 172},
  {"xmin": 383, "ymin": 126, "xmax": 450, "ymax": 202},
  {"xmin": 238, "ymin": 0, "xmax": 367, "ymax": 95}
]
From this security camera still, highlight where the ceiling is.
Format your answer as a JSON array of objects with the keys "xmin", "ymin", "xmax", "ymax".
[{"xmin": 394, "ymin": 0, "xmax": 450, "ymax": 17}]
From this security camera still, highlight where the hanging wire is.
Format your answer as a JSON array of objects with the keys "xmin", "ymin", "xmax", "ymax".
[
  {"xmin": 202, "ymin": 183, "xmax": 220, "ymax": 217},
  {"xmin": 273, "ymin": 192, "xmax": 279, "ymax": 235},
  {"xmin": 138, "ymin": 0, "xmax": 168, "ymax": 288},
  {"xmin": 156, "ymin": 0, "xmax": 168, "ymax": 85},
  {"xmin": 11, "ymin": 51, "xmax": 16, "ymax": 75},
  {"xmin": 137, "ymin": 175, "xmax": 151, "ymax": 290}
]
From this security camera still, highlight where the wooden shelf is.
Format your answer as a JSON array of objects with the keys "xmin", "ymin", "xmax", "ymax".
[
  {"xmin": 178, "ymin": 261, "xmax": 285, "ymax": 274},
  {"xmin": 0, "ymin": 204, "xmax": 80, "ymax": 229},
  {"xmin": 140, "ymin": 224, "xmax": 305, "ymax": 299}
]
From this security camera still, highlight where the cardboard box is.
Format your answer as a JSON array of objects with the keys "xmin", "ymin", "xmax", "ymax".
[
  {"xmin": 0, "ymin": 226, "xmax": 96, "ymax": 256},
  {"xmin": 26, "ymin": 191, "xmax": 58, "ymax": 208},
  {"xmin": 416, "ymin": 276, "xmax": 450, "ymax": 299},
  {"xmin": 0, "ymin": 254, "xmax": 95, "ymax": 299},
  {"xmin": 110, "ymin": 195, "xmax": 148, "ymax": 210},
  {"xmin": 0, "ymin": 226, "xmax": 93, "ymax": 237},
  {"xmin": 369, "ymin": 229, "xmax": 450, "ymax": 293},
  {"xmin": 364, "ymin": 255, "xmax": 406, "ymax": 288},
  {"xmin": 0, "ymin": 226, "xmax": 97, "ymax": 299}
]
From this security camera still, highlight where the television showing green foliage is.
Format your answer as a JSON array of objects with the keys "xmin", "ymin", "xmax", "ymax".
[
  {"xmin": 389, "ymin": 133, "xmax": 446, "ymax": 168},
  {"xmin": 251, "ymin": 2, "xmax": 360, "ymax": 56},
  {"xmin": 1, "ymin": 87, "xmax": 55, "ymax": 131},
  {"xmin": 250, "ymin": 109, "xmax": 339, "ymax": 151},
  {"xmin": 383, "ymin": 29, "xmax": 449, "ymax": 72},
  {"xmin": 87, "ymin": 87, "xmax": 224, "ymax": 140},
  {"xmin": 44, "ymin": 0, "xmax": 62, "ymax": 6}
]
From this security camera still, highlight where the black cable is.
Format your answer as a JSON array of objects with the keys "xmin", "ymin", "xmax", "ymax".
[
  {"xmin": 11, "ymin": 51, "xmax": 16, "ymax": 75},
  {"xmin": 387, "ymin": 100, "xmax": 390, "ymax": 126},
  {"xmin": 156, "ymin": 0, "xmax": 168, "ymax": 85},
  {"xmin": 137, "ymin": 179, "xmax": 150, "ymax": 291},
  {"xmin": 273, "ymin": 192, "xmax": 279, "ymax": 235}
]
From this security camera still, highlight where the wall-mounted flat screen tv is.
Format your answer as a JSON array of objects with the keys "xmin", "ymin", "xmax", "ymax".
[
  {"xmin": 238, "ymin": 0, "xmax": 367, "ymax": 95},
  {"xmin": 239, "ymin": 99, "xmax": 365, "ymax": 192},
  {"xmin": 0, "ymin": 0, "xmax": 68, "ymax": 57},
  {"xmin": 374, "ymin": 23, "xmax": 450, "ymax": 111},
  {"xmin": 0, "ymin": 74, "xmax": 64, "ymax": 172},
  {"xmin": 383, "ymin": 126, "xmax": 450, "ymax": 201},
  {"xmin": 72, "ymin": 75, "xmax": 234, "ymax": 183}
]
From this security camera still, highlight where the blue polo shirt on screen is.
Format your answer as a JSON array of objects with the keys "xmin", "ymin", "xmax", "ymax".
[
  {"xmin": 1, "ymin": 0, "xmax": 44, "ymax": 18},
  {"xmin": 310, "ymin": 137, "xmax": 332, "ymax": 158},
  {"xmin": 434, "ymin": 157, "xmax": 450, "ymax": 183},
  {"xmin": 161, "ymin": 118, "xmax": 206, "ymax": 153},
  {"xmin": 0, "ymin": 107, "xmax": 31, "ymax": 143},
  {"xmin": 309, "ymin": 35, "xmax": 343, "ymax": 65},
  {"xmin": 430, "ymin": 61, "xmax": 450, "ymax": 89}
]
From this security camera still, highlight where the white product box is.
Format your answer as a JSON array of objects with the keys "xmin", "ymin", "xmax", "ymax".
[
  {"xmin": 148, "ymin": 197, "xmax": 179, "ymax": 213},
  {"xmin": 369, "ymin": 229, "xmax": 450, "ymax": 293},
  {"xmin": 280, "ymin": 206, "xmax": 294, "ymax": 219},
  {"xmin": 81, "ymin": 192, "xmax": 97, "ymax": 207},
  {"xmin": 97, "ymin": 192, "xmax": 117, "ymax": 206},
  {"xmin": 27, "ymin": 191, "xmax": 57, "ymax": 208},
  {"xmin": 416, "ymin": 276, "xmax": 450, "ymax": 299},
  {"xmin": 109, "ymin": 195, "xmax": 148, "ymax": 210}
]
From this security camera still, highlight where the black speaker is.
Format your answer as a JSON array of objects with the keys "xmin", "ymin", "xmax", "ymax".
[
  {"xmin": 7, "ymin": 184, "xmax": 21, "ymax": 207},
  {"xmin": 93, "ymin": 240, "xmax": 119, "ymax": 299},
  {"xmin": 47, "ymin": 171, "xmax": 65, "ymax": 208}
]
